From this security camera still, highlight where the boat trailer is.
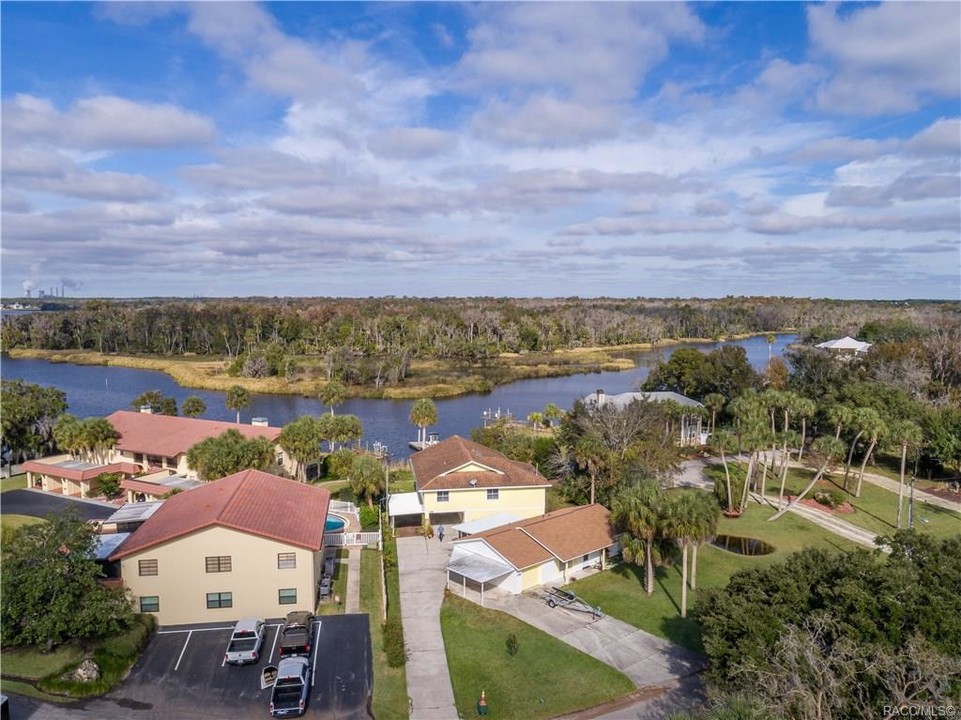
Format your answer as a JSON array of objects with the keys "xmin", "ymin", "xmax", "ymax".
[{"xmin": 544, "ymin": 587, "xmax": 603, "ymax": 619}]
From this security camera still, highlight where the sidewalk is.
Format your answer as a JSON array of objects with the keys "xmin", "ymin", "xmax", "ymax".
[
  {"xmin": 396, "ymin": 534, "xmax": 458, "ymax": 720},
  {"xmin": 344, "ymin": 547, "xmax": 361, "ymax": 613}
]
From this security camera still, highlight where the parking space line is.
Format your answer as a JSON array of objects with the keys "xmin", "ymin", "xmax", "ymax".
[
  {"xmin": 158, "ymin": 625, "xmax": 234, "ymax": 635},
  {"xmin": 268, "ymin": 623, "xmax": 281, "ymax": 663},
  {"xmin": 311, "ymin": 620, "xmax": 322, "ymax": 688},
  {"xmin": 174, "ymin": 630, "xmax": 193, "ymax": 671}
]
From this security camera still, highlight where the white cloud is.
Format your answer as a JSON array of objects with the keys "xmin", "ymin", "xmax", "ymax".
[
  {"xmin": 367, "ymin": 127, "xmax": 458, "ymax": 160},
  {"xmin": 471, "ymin": 95, "xmax": 625, "ymax": 147}
]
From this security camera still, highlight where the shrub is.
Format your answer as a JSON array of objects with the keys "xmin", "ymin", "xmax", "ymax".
[
  {"xmin": 323, "ymin": 450, "xmax": 355, "ymax": 480},
  {"xmin": 814, "ymin": 489, "xmax": 846, "ymax": 509},
  {"xmin": 506, "ymin": 632, "xmax": 518, "ymax": 657},
  {"xmin": 382, "ymin": 617, "xmax": 407, "ymax": 667},
  {"xmin": 359, "ymin": 505, "xmax": 380, "ymax": 531}
]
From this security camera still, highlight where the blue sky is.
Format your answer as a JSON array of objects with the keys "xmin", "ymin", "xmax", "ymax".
[{"xmin": 2, "ymin": 2, "xmax": 959, "ymax": 299}]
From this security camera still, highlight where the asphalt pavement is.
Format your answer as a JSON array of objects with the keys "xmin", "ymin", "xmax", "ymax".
[{"xmin": 1, "ymin": 489, "xmax": 117, "ymax": 521}]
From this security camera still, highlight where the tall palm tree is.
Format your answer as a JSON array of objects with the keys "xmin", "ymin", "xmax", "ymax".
[
  {"xmin": 226, "ymin": 385, "xmax": 250, "ymax": 424},
  {"xmin": 573, "ymin": 433, "xmax": 608, "ymax": 505},
  {"xmin": 769, "ymin": 436, "xmax": 845, "ymax": 521},
  {"xmin": 844, "ymin": 407, "xmax": 882, "ymax": 491},
  {"xmin": 610, "ymin": 480, "xmax": 662, "ymax": 596},
  {"xmin": 703, "ymin": 393, "xmax": 726, "ymax": 437},
  {"xmin": 688, "ymin": 492, "xmax": 720, "ymax": 591},
  {"xmin": 319, "ymin": 379, "xmax": 346, "ymax": 417},
  {"xmin": 794, "ymin": 397, "xmax": 816, "ymax": 462},
  {"xmin": 854, "ymin": 413, "xmax": 886, "ymax": 497},
  {"xmin": 278, "ymin": 416, "xmax": 323, "ymax": 482},
  {"xmin": 527, "ymin": 411, "xmax": 544, "ymax": 428},
  {"xmin": 888, "ymin": 420, "xmax": 923, "ymax": 529},
  {"xmin": 350, "ymin": 454, "xmax": 386, "ymax": 508},
  {"xmin": 660, "ymin": 492, "xmax": 701, "ymax": 618},
  {"xmin": 543, "ymin": 403, "xmax": 564, "ymax": 427},
  {"xmin": 826, "ymin": 403, "xmax": 853, "ymax": 441},
  {"xmin": 710, "ymin": 429, "xmax": 738, "ymax": 514},
  {"xmin": 409, "ymin": 398, "xmax": 438, "ymax": 445},
  {"xmin": 181, "ymin": 396, "xmax": 207, "ymax": 418}
]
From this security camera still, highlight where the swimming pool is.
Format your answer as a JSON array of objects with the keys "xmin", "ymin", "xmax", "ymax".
[{"xmin": 325, "ymin": 514, "xmax": 346, "ymax": 532}]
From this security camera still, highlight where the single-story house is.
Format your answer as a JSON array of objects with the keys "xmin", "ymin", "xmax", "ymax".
[
  {"xmin": 446, "ymin": 504, "xmax": 617, "ymax": 603},
  {"xmin": 106, "ymin": 409, "xmax": 298, "ymax": 480},
  {"xmin": 119, "ymin": 470, "xmax": 202, "ymax": 503},
  {"xmin": 815, "ymin": 336, "xmax": 873, "ymax": 358},
  {"xmin": 22, "ymin": 455, "xmax": 143, "ymax": 499},
  {"xmin": 388, "ymin": 436, "xmax": 550, "ymax": 528},
  {"xmin": 111, "ymin": 469, "xmax": 330, "ymax": 626},
  {"xmin": 584, "ymin": 389, "xmax": 707, "ymax": 446}
]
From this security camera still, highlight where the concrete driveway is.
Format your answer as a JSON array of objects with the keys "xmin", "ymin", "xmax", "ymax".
[{"xmin": 482, "ymin": 591, "xmax": 706, "ymax": 688}]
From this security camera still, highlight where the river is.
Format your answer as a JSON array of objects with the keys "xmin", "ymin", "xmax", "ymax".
[{"xmin": 2, "ymin": 334, "xmax": 795, "ymax": 459}]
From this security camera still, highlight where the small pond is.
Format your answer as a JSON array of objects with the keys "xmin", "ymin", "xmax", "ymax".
[{"xmin": 710, "ymin": 534, "xmax": 775, "ymax": 556}]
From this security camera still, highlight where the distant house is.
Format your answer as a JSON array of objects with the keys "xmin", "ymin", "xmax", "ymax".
[
  {"xmin": 583, "ymin": 389, "xmax": 707, "ymax": 446},
  {"xmin": 815, "ymin": 336, "xmax": 873, "ymax": 358},
  {"xmin": 446, "ymin": 504, "xmax": 617, "ymax": 603},
  {"xmin": 105, "ymin": 409, "xmax": 296, "ymax": 480},
  {"xmin": 111, "ymin": 469, "xmax": 330, "ymax": 626},
  {"xmin": 22, "ymin": 455, "xmax": 142, "ymax": 499},
  {"xmin": 387, "ymin": 436, "xmax": 550, "ymax": 527}
]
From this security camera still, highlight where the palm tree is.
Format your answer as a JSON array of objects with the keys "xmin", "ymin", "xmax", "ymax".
[
  {"xmin": 826, "ymin": 403, "xmax": 853, "ymax": 441},
  {"xmin": 889, "ymin": 420, "xmax": 923, "ymax": 528},
  {"xmin": 660, "ymin": 492, "xmax": 701, "ymax": 618},
  {"xmin": 409, "ymin": 398, "xmax": 438, "ymax": 445},
  {"xmin": 688, "ymin": 492, "xmax": 720, "ymax": 591},
  {"xmin": 854, "ymin": 413, "xmax": 886, "ymax": 497},
  {"xmin": 573, "ymin": 432, "xmax": 608, "ymax": 505},
  {"xmin": 319, "ymin": 379, "xmax": 346, "ymax": 417},
  {"xmin": 182, "ymin": 396, "xmax": 207, "ymax": 418},
  {"xmin": 330, "ymin": 414, "xmax": 363, "ymax": 450},
  {"xmin": 710, "ymin": 429, "xmax": 738, "ymax": 514},
  {"xmin": 53, "ymin": 414, "xmax": 83, "ymax": 459},
  {"xmin": 350, "ymin": 454, "xmax": 386, "ymax": 508},
  {"xmin": 543, "ymin": 403, "xmax": 564, "ymax": 428},
  {"xmin": 278, "ymin": 416, "xmax": 323, "ymax": 481},
  {"xmin": 703, "ymin": 393, "xmax": 726, "ymax": 437},
  {"xmin": 610, "ymin": 480, "xmax": 662, "ymax": 596},
  {"xmin": 769, "ymin": 436, "xmax": 845, "ymax": 521},
  {"xmin": 226, "ymin": 385, "xmax": 250, "ymax": 424},
  {"xmin": 843, "ymin": 407, "xmax": 882, "ymax": 491},
  {"xmin": 527, "ymin": 411, "xmax": 544, "ymax": 428},
  {"xmin": 794, "ymin": 397, "xmax": 816, "ymax": 462}
]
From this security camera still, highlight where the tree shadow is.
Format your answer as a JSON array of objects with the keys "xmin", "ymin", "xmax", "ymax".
[{"xmin": 655, "ymin": 565, "xmax": 681, "ymax": 615}]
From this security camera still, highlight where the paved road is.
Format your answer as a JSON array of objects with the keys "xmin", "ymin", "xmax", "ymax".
[{"xmin": 1, "ymin": 488, "xmax": 116, "ymax": 521}]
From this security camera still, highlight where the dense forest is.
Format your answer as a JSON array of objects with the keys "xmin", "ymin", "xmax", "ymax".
[{"xmin": 3, "ymin": 297, "xmax": 957, "ymax": 389}]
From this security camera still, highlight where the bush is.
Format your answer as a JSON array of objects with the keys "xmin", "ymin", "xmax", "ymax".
[
  {"xmin": 382, "ymin": 617, "xmax": 407, "ymax": 668},
  {"xmin": 359, "ymin": 505, "xmax": 380, "ymax": 530},
  {"xmin": 506, "ymin": 632, "xmax": 518, "ymax": 656},
  {"xmin": 814, "ymin": 489, "xmax": 846, "ymax": 509},
  {"xmin": 323, "ymin": 450, "xmax": 355, "ymax": 480}
]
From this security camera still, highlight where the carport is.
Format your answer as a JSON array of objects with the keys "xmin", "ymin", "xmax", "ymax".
[
  {"xmin": 387, "ymin": 492, "xmax": 424, "ymax": 529},
  {"xmin": 446, "ymin": 550, "xmax": 514, "ymax": 606}
]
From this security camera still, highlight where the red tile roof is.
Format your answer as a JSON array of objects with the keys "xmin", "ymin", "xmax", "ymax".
[
  {"xmin": 110, "ymin": 470, "xmax": 329, "ymax": 559},
  {"xmin": 107, "ymin": 410, "xmax": 281, "ymax": 457},
  {"xmin": 412, "ymin": 436, "xmax": 550, "ymax": 491},
  {"xmin": 462, "ymin": 505, "xmax": 615, "ymax": 570}
]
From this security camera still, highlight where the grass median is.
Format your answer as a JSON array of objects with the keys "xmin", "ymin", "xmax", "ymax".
[
  {"xmin": 360, "ymin": 546, "xmax": 408, "ymax": 720},
  {"xmin": 440, "ymin": 593, "xmax": 634, "ymax": 720}
]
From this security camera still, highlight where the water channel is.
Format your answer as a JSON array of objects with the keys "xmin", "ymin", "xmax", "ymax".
[{"xmin": 2, "ymin": 333, "xmax": 796, "ymax": 459}]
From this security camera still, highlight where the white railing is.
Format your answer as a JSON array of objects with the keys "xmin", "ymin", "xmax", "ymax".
[
  {"xmin": 324, "ymin": 531, "xmax": 381, "ymax": 547},
  {"xmin": 329, "ymin": 500, "xmax": 359, "ymax": 515}
]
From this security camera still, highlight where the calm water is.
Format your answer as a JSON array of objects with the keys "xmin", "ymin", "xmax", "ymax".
[{"xmin": 1, "ymin": 334, "xmax": 795, "ymax": 459}]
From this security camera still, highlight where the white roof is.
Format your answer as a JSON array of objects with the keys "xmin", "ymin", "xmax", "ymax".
[
  {"xmin": 388, "ymin": 492, "xmax": 424, "ymax": 517},
  {"xmin": 815, "ymin": 336, "xmax": 872, "ymax": 352},
  {"xmin": 93, "ymin": 532, "xmax": 131, "ymax": 560},
  {"xmin": 584, "ymin": 390, "xmax": 703, "ymax": 409},
  {"xmin": 447, "ymin": 547, "xmax": 514, "ymax": 583},
  {"xmin": 103, "ymin": 502, "xmax": 164, "ymax": 525},
  {"xmin": 450, "ymin": 513, "xmax": 521, "ymax": 535}
]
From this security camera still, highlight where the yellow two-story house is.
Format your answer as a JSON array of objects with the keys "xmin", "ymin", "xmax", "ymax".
[
  {"xmin": 389, "ymin": 436, "xmax": 551, "ymax": 528},
  {"xmin": 111, "ymin": 469, "xmax": 329, "ymax": 626}
]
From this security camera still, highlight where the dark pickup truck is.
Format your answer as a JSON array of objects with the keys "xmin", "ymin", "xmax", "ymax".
[
  {"xmin": 278, "ymin": 610, "xmax": 314, "ymax": 657},
  {"xmin": 269, "ymin": 656, "xmax": 310, "ymax": 718}
]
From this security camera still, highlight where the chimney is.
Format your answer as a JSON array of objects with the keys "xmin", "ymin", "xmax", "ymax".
[
  {"xmin": 595, "ymin": 389, "xmax": 606, "ymax": 407},
  {"xmin": 139, "ymin": 405, "xmax": 153, "ymax": 414},
  {"xmin": 251, "ymin": 417, "xmax": 269, "ymax": 427}
]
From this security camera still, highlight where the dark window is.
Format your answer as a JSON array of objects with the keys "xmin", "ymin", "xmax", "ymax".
[
  {"xmin": 134, "ymin": 453, "xmax": 144, "ymax": 463},
  {"xmin": 278, "ymin": 588, "xmax": 297, "ymax": 605},
  {"xmin": 146, "ymin": 455, "xmax": 162, "ymax": 467},
  {"xmin": 277, "ymin": 553, "xmax": 297, "ymax": 569},
  {"xmin": 138, "ymin": 559, "xmax": 158, "ymax": 576},
  {"xmin": 437, "ymin": 491, "xmax": 449, "ymax": 503},
  {"xmin": 140, "ymin": 596, "xmax": 159, "ymax": 613},
  {"xmin": 206, "ymin": 592, "xmax": 233, "ymax": 609},
  {"xmin": 205, "ymin": 556, "xmax": 232, "ymax": 573},
  {"xmin": 486, "ymin": 489, "xmax": 500, "ymax": 500}
]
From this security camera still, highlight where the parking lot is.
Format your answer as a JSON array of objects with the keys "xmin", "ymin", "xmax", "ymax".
[
  {"xmin": 2, "ymin": 614, "xmax": 375, "ymax": 720},
  {"xmin": 111, "ymin": 613, "xmax": 372, "ymax": 719}
]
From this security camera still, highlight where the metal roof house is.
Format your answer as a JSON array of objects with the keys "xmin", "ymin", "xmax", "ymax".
[{"xmin": 583, "ymin": 389, "xmax": 707, "ymax": 446}]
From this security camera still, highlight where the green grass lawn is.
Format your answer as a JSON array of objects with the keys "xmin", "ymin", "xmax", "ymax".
[
  {"xmin": 1, "ymin": 473, "xmax": 28, "ymax": 493},
  {"xmin": 765, "ymin": 470, "xmax": 961, "ymax": 540},
  {"xmin": 315, "ymin": 549, "xmax": 349, "ymax": 616},
  {"xmin": 1, "ymin": 514, "xmax": 43, "ymax": 534},
  {"xmin": 360, "ymin": 548, "xmax": 408, "ymax": 720},
  {"xmin": 1, "ymin": 644, "xmax": 84, "ymax": 680},
  {"xmin": 566, "ymin": 501, "xmax": 864, "ymax": 654},
  {"xmin": 440, "ymin": 594, "xmax": 634, "ymax": 720}
]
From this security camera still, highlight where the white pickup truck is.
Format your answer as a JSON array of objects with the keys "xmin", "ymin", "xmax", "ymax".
[{"xmin": 224, "ymin": 618, "xmax": 266, "ymax": 666}]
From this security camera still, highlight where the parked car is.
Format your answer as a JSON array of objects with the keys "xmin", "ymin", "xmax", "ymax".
[
  {"xmin": 224, "ymin": 617, "xmax": 266, "ymax": 666},
  {"xmin": 279, "ymin": 610, "xmax": 314, "ymax": 657},
  {"xmin": 269, "ymin": 656, "xmax": 310, "ymax": 718}
]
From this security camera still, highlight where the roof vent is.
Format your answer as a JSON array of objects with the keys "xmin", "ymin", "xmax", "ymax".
[
  {"xmin": 468, "ymin": 478, "xmax": 478, "ymax": 487},
  {"xmin": 139, "ymin": 405, "xmax": 153, "ymax": 414},
  {"xmin": 251, "ymin": 417, "xmax": 269, "ymax": 427}
]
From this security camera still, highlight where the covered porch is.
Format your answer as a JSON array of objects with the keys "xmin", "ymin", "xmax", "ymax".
[{"xmin": 446, "ymin": 549, "xmax": 515, "ymax": 607}]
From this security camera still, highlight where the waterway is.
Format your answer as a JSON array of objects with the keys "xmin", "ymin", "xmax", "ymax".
[{"xmin": 2, "ymin": 334, "xmax": 795, "ymax": 459}]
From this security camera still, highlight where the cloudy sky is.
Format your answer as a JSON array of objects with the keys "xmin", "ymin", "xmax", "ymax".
[{"xmin": 2, "ymin": 2, "xmax": 959, "ymax": 300}]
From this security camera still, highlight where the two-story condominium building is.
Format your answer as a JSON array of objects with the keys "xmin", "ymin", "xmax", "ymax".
[
  {"xmin": 110, "ymin": 469, "xmax": 330, "ymax": 626},
  {"xmin": 388, "ymin": 436, "xmax": 551, "ymax": 527}
]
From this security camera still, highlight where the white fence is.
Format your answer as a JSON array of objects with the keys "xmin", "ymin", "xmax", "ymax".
[
  {"xmin": 329, "ymin": 500, "xmax": 359, "ymax": 515},
  {"xmin": 324, "ymin": 531, "xmax": 381, "ymax": 548}
]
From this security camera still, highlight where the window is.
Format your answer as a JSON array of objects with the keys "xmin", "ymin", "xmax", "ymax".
[
  {"xmin": 276, "ymin": 452, "xmax": 284, "ymax": 465},
  {"xmin": 277, "ymin": 553, "xmax": 297, "ymax": 569},
  {"xmin": 138, "ymin": 559, "xmax": 158, "ymax": 576},
  {"xmin": 486, "ymin": 489, "xmax": 500, "ymax": 501},
  {"xmin": 278, "ymin": 588, "xmax": 297, "ymax": 605},
  {"xmin": 133, "ymin": 453, "xmax": 144, "ymax": 463},
  {"xmin": 140, "ymin": 596, "xmax": 159, "ymax": 613},
  {"xmin": 205, "ymin": 556, "xmax": 232, "ymax": 573},
  {"xmin": 164, "ymin": 456, "xmax": 177, "ymax": 468},
  {"xmin": 146, "ymin": 455, "xmax": 162, "ymax": 467},
  {"xmin": 206, "ymin": 592, "xmax": 233, "ymax": 609},
  {"xmin": 436, "ymin": 491, "xmax": 449, "ymax": 503}
]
